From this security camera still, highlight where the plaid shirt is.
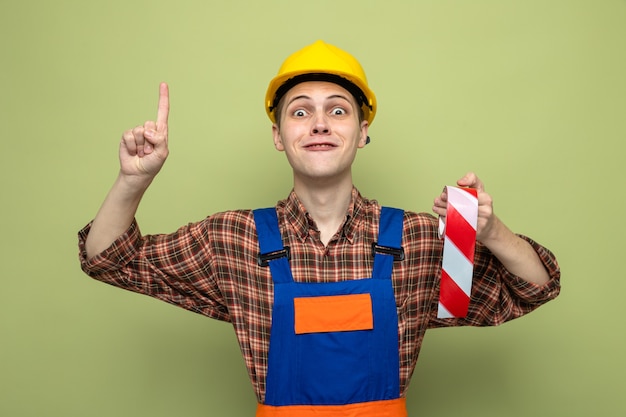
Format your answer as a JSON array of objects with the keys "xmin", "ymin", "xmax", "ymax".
[{"xmin": 78, "ymin": 188, "xmax": 560, "ymax": 402}]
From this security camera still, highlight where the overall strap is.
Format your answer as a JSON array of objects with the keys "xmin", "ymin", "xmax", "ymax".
[
  {"xmin": 372, "ymin": 207, "xmax": 405, "ymax": 280},
  {"xmin": 253, "ymin": 208, "xmax": 294, "ymax": 284}
]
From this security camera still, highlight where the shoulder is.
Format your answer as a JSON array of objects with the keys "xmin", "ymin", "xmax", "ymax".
[
  {"xmin": 402, "ymin": 210, "xmax": 439, "ymax": 238},
  {"xmin": 195, "ymin": 209, "xmax": 257, "ymax": 242},
  {"xmin": 204, "ymin": 208, "xmax": 255, "ymax": 226},
  {"xmin": 205, "ymin": 209, "xmax": 255, "ymax": 224}
]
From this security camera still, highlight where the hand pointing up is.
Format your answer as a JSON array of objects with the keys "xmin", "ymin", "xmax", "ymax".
[{"xmin": 119, "ymin": 83, "xmax": 170, "ymax": 180}]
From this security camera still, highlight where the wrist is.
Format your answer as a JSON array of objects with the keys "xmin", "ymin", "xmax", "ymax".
[
  {"xmin": 116, "ymin": 171, "xmax": 154, "ymax": 195},
  {"xmin": 478, "ymin": 216, "xmax": 511, "ymax": 250}
]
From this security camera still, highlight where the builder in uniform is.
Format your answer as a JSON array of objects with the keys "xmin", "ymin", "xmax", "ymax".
[{"xmin": 79, "ymin": 41, "xmax": 561, "ymax": 416}]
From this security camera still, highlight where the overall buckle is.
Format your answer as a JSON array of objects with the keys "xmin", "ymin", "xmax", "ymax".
[
  {"xmin": 257, "ymin": 246, "xmax": 291, "ymax": 267},
  {"xmin": 371, "ymin": 242, "xmax": 404, "ymax": 262}
]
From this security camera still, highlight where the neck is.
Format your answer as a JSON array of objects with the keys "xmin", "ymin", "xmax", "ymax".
[{"xmin": 293, "ymin": 176, "xmax": 354, "ymax": 246}]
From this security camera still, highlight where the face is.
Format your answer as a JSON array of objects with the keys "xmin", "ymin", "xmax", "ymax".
[{"xmin": 272, "ymin": 81, "xmax": 369, "ymax": 187}]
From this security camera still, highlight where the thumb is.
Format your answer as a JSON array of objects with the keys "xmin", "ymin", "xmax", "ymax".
[
  {"xmin": 456, "ymin": 172, "xmax": 482, "ymax": 190},
  {"xmin": 143, "ymin": 128, "xmax": 167, "ymax": 155}
]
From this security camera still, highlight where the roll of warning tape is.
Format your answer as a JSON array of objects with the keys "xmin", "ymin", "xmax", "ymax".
[{"xmin": 437, "ymin": 186, "xmax": 478, "ymax": 318}]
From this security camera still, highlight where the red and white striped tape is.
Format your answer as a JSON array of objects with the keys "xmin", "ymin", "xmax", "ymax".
[{"xmin": 437, "ymin": 186, "xmax": 478, "ymax": 318}]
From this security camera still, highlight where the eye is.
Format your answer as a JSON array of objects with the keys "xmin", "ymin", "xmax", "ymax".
[
  {"xmin": 292, "ymin": 109, "xmax": 307, "ymax": 117},
  {"xmin": 331, "ymin": 107, "xmax": 347, "ymax": 116}
]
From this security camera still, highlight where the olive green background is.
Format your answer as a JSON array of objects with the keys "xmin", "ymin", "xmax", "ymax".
[{"xmin": 1, "ymin": 0, "xmax": 624, "ymax": 416}]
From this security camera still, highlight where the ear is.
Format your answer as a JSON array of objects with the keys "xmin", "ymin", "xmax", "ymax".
[
  {"xmin": 357, "ymin": 120, "xmax": 369, "ymax": 148},
  {"xmin": 272, "ymin": 124, "xmax": 285, "ymax": 151}
]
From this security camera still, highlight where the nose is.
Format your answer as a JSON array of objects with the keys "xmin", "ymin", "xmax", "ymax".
[{"xmin": 311, "ymin": 112, "xmax": 330, "ymax": 135}]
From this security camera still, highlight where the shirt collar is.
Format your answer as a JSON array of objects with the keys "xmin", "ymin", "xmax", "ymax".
[{"xmin": 282, "ymin": 187, "xmax": 365, "ymax": 244}]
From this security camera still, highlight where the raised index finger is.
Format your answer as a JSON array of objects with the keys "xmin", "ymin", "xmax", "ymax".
[{"xmin": 156, "ymin": 82, "xmax": 169, "ymax": 132}]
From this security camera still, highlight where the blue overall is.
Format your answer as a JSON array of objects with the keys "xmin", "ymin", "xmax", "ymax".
[{"xmin": 253, "ymin": 207, "xmax": 404, "ymax": 408}]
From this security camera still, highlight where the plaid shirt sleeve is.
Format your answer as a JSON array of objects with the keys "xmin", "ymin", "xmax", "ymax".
[
  {"xmin": 78, "ymin": 218, "xmax": 231, "ymax": 322},
  {"xmin": 426, "ymin": 232, "xmax": 561, "ymax": 328}
]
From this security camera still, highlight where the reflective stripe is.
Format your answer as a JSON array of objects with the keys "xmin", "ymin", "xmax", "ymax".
[{"xmin": 256, "ymin": 398, "xmax": 407, "ymax": 417}]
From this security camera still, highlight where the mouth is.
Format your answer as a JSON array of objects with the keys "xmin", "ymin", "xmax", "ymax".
[{"xmin": 304, "ymin": 142, "xmax": 337, "ymax": 150}]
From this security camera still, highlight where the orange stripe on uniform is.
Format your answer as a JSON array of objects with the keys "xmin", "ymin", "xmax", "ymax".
[
  {"xmin": 294, "ymin": 293, "xmax": 373, "ymax": 334},
  {"xmin": 256, "ymin": 398, "xmax": 407, "ymax": 417}
]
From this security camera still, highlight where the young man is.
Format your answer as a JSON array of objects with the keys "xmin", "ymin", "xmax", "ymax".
[{"xmin": 79, "ymin": 40, "xmax": 560, "ymax": 416}]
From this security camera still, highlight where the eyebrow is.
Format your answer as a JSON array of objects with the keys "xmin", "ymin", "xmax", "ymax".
[{"xmin": 286, "ymin": 94, "xmax": 353, "ymax": 107}]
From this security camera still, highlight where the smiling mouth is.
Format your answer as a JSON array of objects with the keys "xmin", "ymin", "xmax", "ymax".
[{"xmin": 305, "ymin": 143, "xmax": 337, "ymax": 149}]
